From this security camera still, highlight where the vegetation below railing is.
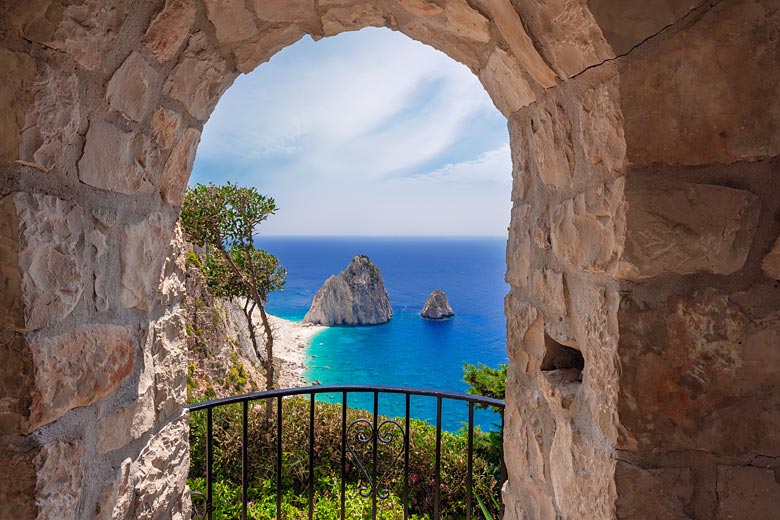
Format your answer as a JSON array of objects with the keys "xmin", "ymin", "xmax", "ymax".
[{"xmin": 188, "ymin": 395, "xmax": 503, "ymax": 519}]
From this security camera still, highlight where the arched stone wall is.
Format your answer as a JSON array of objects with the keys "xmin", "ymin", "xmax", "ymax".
[{"xmin": 0, "ymin": 0, "xmax": 778, "ymax": 518}]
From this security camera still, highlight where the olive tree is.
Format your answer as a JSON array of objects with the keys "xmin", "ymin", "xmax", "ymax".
[{"xmin": 180, "ymin": 182, "xmax": 286, "ymax": 392}]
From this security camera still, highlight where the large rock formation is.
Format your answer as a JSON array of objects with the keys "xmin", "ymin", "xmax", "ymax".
[
  {"xmin": 421, "ymin": 289, "xmax": 455, "ymax": 320},
  {"xmin": 303, "ymin": 255, "xmax": 392, "ymax": 326}
]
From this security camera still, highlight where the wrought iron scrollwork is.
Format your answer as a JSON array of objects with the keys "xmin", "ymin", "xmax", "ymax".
[
  {"xmin": 189, "ymin": 490, "xmax": 208, "ymax": 520},
  {"xmin": 346, "ymin": 418, "xmax": 406, "ymax": 499}
]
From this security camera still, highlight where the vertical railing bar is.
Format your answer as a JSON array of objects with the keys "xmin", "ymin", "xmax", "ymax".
[
  {"xmin": 242, "ymin": 400, "xmax": 249, "ymax": 520},
  {"xmin": 309, "ymin": 393, "xmax": 316, "ymax": 520},
  {"xmin": 206, "ymin": 407, "xmax": 213, "ymax": 520},
  {"xmin": 276, "ymin": 396, "xmax": 282, "ymax": 520},
  {"xmin": 341, "ymin": 392, "xmax": 347, "ymax": 520},
  {"xmin": 434, "ymin": 397, "xmax": 442, "ymax": 520},
  {"xmin": 466, "ymin": 401, "xmax": 474, "ymax": 520},
  {"xmin": 372, "ymin": 391, "xmax": 379, "ymax": 520},
  {"xmin": 403, "ymin": 393, "xmax": 410, "ymax": 520}
]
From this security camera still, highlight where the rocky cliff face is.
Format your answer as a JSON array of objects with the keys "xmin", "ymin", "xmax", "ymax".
[
  {"xmin": 421, "ymin": 289, "xmax": 455, "ymax": 320},
  {"xmin": 303, "ymin": 255, "xmax": 392, "ymax": 325}
]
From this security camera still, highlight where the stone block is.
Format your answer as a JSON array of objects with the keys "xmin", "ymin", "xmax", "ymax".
[
  {"xmin": 233, "ymin": 26, "xmax": 307, "ymax": 73},
  {"xmin": 587, "ymin": 0, "xmax": 701, "ymax": 55},
  {"xmin": 78, "ymin": 120, "xmax": 159, "ymax": 195},
  {"xmin": 615, "ymin": 462, "xmax": 693, "ymax": 519},
  {"xmin": 107, "ymin": 52, "xmax": 158, "ymax": 122},
  {"xmin": 0, "ymin": 334, "xmax": 34, "ymax": 434},
  {"xmin": 618, "ymin": 289, "xmax": 780, "ymax": 455},
  {"xmin": 550, "ymin": 177, "xmax": 626, "ymax": 273},
  {"xmin": 619, "ymin": 0, "xmax": 780, "ymax": 165},
  {"xmin": 619, "ymin": 182, "xmax": 760, "ymax": 280},
  {"xmin": 120, "ymin": 212, "xmax": 174, "ymax": 311},
  {"xmin": 143, "ymin": 0, "xmax": 198, "ymax": 64},
  {"xmin": 150, "ymin": 107, "xmax": 181, "ymax": 149},
  {"xmin": 131, "ymin": 413, "xmax": 190, "ymax": 520},
  {"xmin": 20, "ymin": 65, "xmax": 82, "ymax": 170},
  {"xmin": 511, "ymin": 0, "xmax": 614, "ymax": 79},
  {"xmin": 441, "ymin": 0, "xmax": 491, "ymax": 43},
  {"xmin": 204, "ymin": 0, "xmax": 258, "ymax": 45},
  {"xmin": 96, "ymin": 458, "xmax": 132, "ymax": 520},
  {"xmin": 397, "ymin": 0, "xmax": 443, "ymax": 18},
  {"xmin": 0, "ymin": 48, "xmax": 35, "ymax": 163},
  {"xmin": 762, "ymin": 235, "xmax": 780, "ymax": 280},
  {"xmin": 479, "ymin": 47, "xmax": 536, "ymax": 117},
  {"xmin": 474, "ymin": 0, "xmax": 557, "ymax": 88},
  {"xmin": 27, "ymin": 324, "xmax": 134, "ymax": 432},
  {"xmin": 160, "ymin": 128, "xmax": 201, "ymax": 207},
  {"xmin": 97, "ymin": 390, "xmax": 154, "ymax": 455},
  {"xmin": 163, "ymin": 32, "xmax": 236, "ymax": 121},
  {"xmin": 518, "ymin": 97, "xmax": 573, "ymax": 188},
  {"xmin": 716, "ymin": 465, "xmax": 780, "ymax": 519},
  {"xmin": 321, "ymin": 3, "xmax": 387, "ymax": 37},
  {"xmin": 253, "ymin": 0, "xmax": 318, "ymax": 24},
  {"xmin": 0, "ymin": 193, "xmax": 88, "ymax": 332},
  {"xmin": 506, "ymin": 204, "xmax": 532, "ymax": 288},
  {"xmin": 578, "ymin": 78, "xmax": 626, "ymax": 176}
]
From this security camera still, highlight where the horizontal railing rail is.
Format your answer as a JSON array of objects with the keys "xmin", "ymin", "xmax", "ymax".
[{"xmin": 186, "ymin": 385, "xmax": 505, "ymax": 520}]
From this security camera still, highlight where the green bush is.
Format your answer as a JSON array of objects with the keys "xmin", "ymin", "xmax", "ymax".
[{"xmin": 189, "ymin": 397, "xmax": 502, "ymax": 519}]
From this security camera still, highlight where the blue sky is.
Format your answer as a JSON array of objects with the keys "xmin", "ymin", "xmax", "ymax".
[{"xmin": 191, "ymin": 28, "xmax": 511, "ymax": 236}]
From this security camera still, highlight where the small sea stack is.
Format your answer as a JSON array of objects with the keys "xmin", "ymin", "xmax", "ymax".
[
  {"xmin": 421, "ymin": 289, "xmax": 454, "ymax": 320},
  {"xmin": 303, "ymin": 255, "xmax": 393, "ymax": 326}
]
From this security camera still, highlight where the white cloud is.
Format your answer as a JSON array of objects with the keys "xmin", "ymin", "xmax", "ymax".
[{"xmin": 192, "ymin": 28, "xmax": 511, "ymax": 236}]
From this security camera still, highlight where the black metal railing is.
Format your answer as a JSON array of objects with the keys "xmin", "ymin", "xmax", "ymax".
[{"xmin": 186, "ymin": 385, "xmax": 505, "ymax": 520}]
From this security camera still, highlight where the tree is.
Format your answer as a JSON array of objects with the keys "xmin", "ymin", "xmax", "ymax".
[
  {"xmin": 463, "ymin": 362, "xmax": 506, "ymax": 408},
  {"xmin": 180, "ymin": 182, "xmax": 286, "ymax": 394}
]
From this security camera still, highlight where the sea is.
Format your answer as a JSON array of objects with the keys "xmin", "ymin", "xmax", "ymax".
[{"xmin": 260, "ymin": 236, "xmax": 508, "ymax": 432}]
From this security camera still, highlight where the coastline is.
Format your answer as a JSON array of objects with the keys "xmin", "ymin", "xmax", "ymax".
[{"xmin": 264, "ymin": 313, "xmax": 326, "ymax": 388}]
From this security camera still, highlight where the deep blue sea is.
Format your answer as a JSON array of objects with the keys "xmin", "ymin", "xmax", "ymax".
[{"xmin": 260, "ymin": 237, "xmax": 508, "ymax": 431}]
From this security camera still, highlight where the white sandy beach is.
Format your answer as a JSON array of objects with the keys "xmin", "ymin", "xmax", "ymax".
[{"xmin": 264, "ymin": 314, "xmax": 326, "ymax": 388}]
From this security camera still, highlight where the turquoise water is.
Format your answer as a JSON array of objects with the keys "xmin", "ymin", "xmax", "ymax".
[{"xmin": 261, "ymin": 237, "xmax": 508, "ymax": 431}]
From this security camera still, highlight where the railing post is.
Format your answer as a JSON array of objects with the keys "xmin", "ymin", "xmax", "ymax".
[
  {"xmin": 242, "ymin": 400, "xmax": 248, "ymax": 520},
  {"xmin": 371, "ymin": 391, "xmax": 379, "ymax": 520},
  {"xmin": 276, "ymin": 396, "xmax": 282, "ymax": 520},
  {"xmin": 341, "ymin": 392, "xmax": 347, "ymax": 520},
  {"xmin": 434, "ymin": 396, "xmax": 442, "ymax": 520},
  {"xmin": 403, "ymin": 393, "xmax": 410, "ymax": 520},
  {"xmin": 467, "ymin": 401, "xmax": 474, "ymax": 520},
  {"xmin": 309, "ymin": 393, "xmax": 316, "ymax": 520},
  {"xmin": 206, "ymin": 407, "xmax": 213, "ymax": 520}
]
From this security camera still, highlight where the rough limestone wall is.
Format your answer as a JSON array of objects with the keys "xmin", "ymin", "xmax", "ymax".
[
  {"xmin": 503, "ymin": 0, "xmax": 780, "ymax": 518},
  {"xmin": 0, "ymin": 0, "xmax": 777, "ymax": 518}
]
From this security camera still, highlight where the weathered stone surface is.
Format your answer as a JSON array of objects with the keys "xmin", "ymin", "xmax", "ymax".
[
  {"xmin": 20, "ymin": 64, "xmax": 82, "ymax": 170},
  {"xmin": 97, "ymin": 390, "xmax": 155, "ymax": 455},
  {"xmin": 578, "ymin": 78, "xmax": 626, "ymax": 175},
  {"xmin": 530, "ymin": 270, "xmax": 566, "ymax": 318},
  {"xmin": 150, "ymin": 107, "xmax": 181, "ymax": 149},
  {"xmin": 518, "ymin": 97, "xmax": 573, "ymax": 187},
  {"xmin": 761, "ymin": 235, "xmax": 780, "ymax": 280},
  {"xmin": 204, "ymin": 0, "xmax": 258, "ymax": 45},
  {"xmin": 107, "ymin": 52, "xmax": 158, "ymax": 122},
  {"xmin": 160, "ymin": 128, "xmax": 201, "ymax": 207},
  {"xmin": 78, "ymin": 120, "xmax": 159, "ymax": 195},
  {"xmin": 716, "ymin": 465, "xmax": 780, "ymax": 519},
  {"xmin": 550, "ymin": 178, "xmax": 626, "ymax": 273},
  {"xmin": 253, "ymin": 0, "xmax": 318, "ymax": 24},
  {"xmin": 321, "ymin": 3, "xmax": 386, "ymax": 37},
  {"xmin": 0, "ymin": 193, "xmax": 88, "ymax": 332},
  {"xmin": 615, "ymin": 462, "xmax": 693, "ymax": 519},
  {"xmin": 441, "ymin": 0, "xmax": 491, "ymax": 43},
  {"xmin": 27, "ymin": 324, "xmax": 133, "ymax": 431},
  {"xmin": 34, "ymin": 440, "xmax": 85, "ymax": 520},
  {"xmin": 619, "ymin": 182, "xmax": 760, "ymax": 280},
  {"xmin": 150, "ymin": 312, "xmax": 188, "ymax": 420},
  {"xmin": 304, "ymin": 255, "xmax": 393, "ymax": 325},
  {"xmin": 120, "ymin": 212, "xmax": 174, "ymax": 311},
  {"xmin": 475, "ymin": 0, "xmax": 557, "ymax": 87},
  {"xmin": 131, "ymin": 413, "xmax": 190, "ymax": 520},
  {"xmin": 143, "ymin": 0, "xmax": 198, "ymax": 64},
  {"xmin": 506, "ymin": 204, "xmax": 531, "ymax": 288},
  {"xmin": 233, "ymin": 25, "xmax": 307, "ymax": 73},
  {"xmin": 620, "ymin": 0, "xmax": 780, "ymax": 164},
  {"xmin": 0, "ymin": 334, "xmax": 34, "ymax": 434},
  {"xmin": 1, "ymin": 0, "xmax": 64, "ymax": 43},
  {"xmin": 96, "ymin": 458, "xmax": 132, "ymax": 520},
  {"xmin": 40, "ymin": 0, "xmax": 127, "ymax": 70},
  {"xmin": 479, "ymin": 47, "xmax": 536, "ymax": 117},
  {"xmin": 0, "ymin": 49, "xmax": 35, "ymax": 163},
  {"xmin": 588, "ymin": 0, "xmax": 701, "ymax": 55},
  {"xmin": 618, "ymin": 289, "xmax": 780, "ymax": 455},
  {"xmin": 157, "ymin": 225, "xmax": 188, "ymax": 309},
  {"xmin": 511, "ymin": 0, "xmax": 614, "ymax": 78},
  {"xmin": 397, "ymin": 0, "xmax": 443, "ymax": 18},
  {"xmin": 163, "ymin": 32, "xmax": 236, "ymax": 121},
  {"xmin": 421, "ymin": 289, "xmax": 454, "ymax": 320}
]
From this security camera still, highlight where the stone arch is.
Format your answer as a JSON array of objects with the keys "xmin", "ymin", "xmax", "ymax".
[{"xmin": 1, "ymin": 1, "xmax": 779, "ymax": 518}]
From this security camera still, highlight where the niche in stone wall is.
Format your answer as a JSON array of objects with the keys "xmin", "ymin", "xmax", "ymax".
[{"xmin": 541, "ymin": 334, "xmax": 583, "ymax": 387}]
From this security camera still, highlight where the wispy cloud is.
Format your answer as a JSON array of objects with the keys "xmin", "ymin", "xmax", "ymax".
[{"xmin": 192, "ymin": 28, "xmax": 511, "ymax": 236}]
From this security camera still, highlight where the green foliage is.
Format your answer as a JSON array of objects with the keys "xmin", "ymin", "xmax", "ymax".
[
  {"xmin": 188, "ymin": 398, "xmax": 502, "ymax": 519},
  {"xmin": 463, "ymin": 363, "xmax": 506, "ymax": 408}
]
